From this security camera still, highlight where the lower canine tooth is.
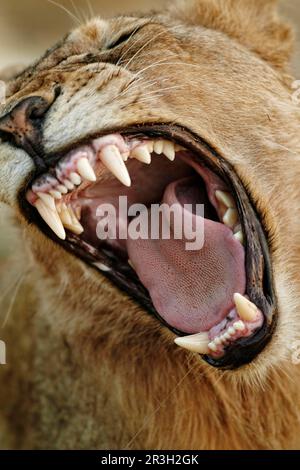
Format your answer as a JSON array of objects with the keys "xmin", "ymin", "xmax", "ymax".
[
  {"xmin": 77, "ymin": 157, "xmax": 96, "ymax": 182},
  {"xmin": 131, "ymin": 146, "xmax": 151, "ymax": 164},
  {"xmin": 234, "ymin": 293, "xmax": 259, "ymax": 322},
  {"xmin": 100, "ymin": 145, "xmax": 131, "ymax": 187},
  {"xmin": 34, "ymin": 199, "xmax": 66, "ymax": 240},
  {"xmin": 174, "ymin": 332, "xmax": 209, "ymax": 354},
  {"xmin": 163, "ymin": 141, "xmax": 175, "ymax": 161}
]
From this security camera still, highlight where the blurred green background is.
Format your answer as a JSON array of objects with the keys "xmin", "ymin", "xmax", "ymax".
[{"xmin": 0, "ymin": 0, "xmax": 299, "ymax": 260}]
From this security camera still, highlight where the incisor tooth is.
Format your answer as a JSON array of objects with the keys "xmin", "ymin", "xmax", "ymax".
[
  {"xmin": 174, "ymin": 332, "xmax": 209, "ymax": 354},
  {"xmin": 70, "ymin": 172, "xmax": 82, "ymax": 185},
  {"xmin": 77, "ymin": 157, "xmax": 96, "ymax": 182},
  {"xmin": 234, "ymin": 293, "xmax": 258, "ymax": 322},
  {"xmin": 61, "ymin": 205, "xmax": 84, "ymax": 235},
  {"xmin": 100, "ymin": 145, "xmax": 131, "ymax": 187},
  {"xmin": 36, "ymin": 192, "xmax": 56, "ymax": 211},
  {"xmin": 234, "ymin": 230, "xmax": 244, "ymax": 244},
  {"xmin": 147, "ymin": 141, "xmax": 154, "ymax": 153},
  {"xmin": 233, "ymin": 320, "xmax": 246, "ymax": 331},
  {"xmin": 223, "ymin": 208, "xmax": 238, "ymax": 228},
  {"xmin": 49, "ymin": 190, "xmax": 62, "ymax": 200},
  {"xmin": 175, "ymin": 144, "xmax": 184, "ymax": 152},
  {"xmin": 215, "ymin": 190, "xmax": 236, "ymax": 209},
  {"xmin": 154, "ymin": 140, "xmax": 164, "ymax": 154},
  {"xmin": 59, "ymin": 203, "xmax": 72, "ymax": 226},
  {"xmin": 228, "ymin": 327, "xmax": 235, "ymax": 335},
  {"xmin": 208, "ymin": 341, "xmax": 218, "ymax": 352},
  {"xmin": 57, "ymin": 184, "xmax": 68, "ymax": 194},
  {"xmin": 64, "ymin": 180, "xmax": 75, "ymax": 191},
  {"xmin": 34, "ymin": 199, "xmax": 66, "ymax": 240},
  {"xmin": 131, "ymin": 146, "xmax": 151, "ymax": 164},
  {"xmin": 163, "ymin": 141, "xmax": 175, "ymax": 161}
]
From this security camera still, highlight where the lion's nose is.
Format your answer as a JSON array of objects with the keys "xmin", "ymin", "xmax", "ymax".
[
  {"xmin": 0, "ymin": 88, "xmax": 60, "ymax": 169},
  {"xmin": 0, "ymin": 95, "xmax": 49, "ymax": 148}
]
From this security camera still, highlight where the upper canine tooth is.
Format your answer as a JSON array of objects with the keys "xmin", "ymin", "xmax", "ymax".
[
  {"xmin": 131, "ymin": 145, "xmax": 151, "ymax": 164},
  {"xmin": 70, "ymin": 172, "xmax": 82, "ymax": 186},
  {"xmin": 36, "ymin": 192, "xmax": 56, "ymax": 211},
  {"xmin": 174, "ymin": 332, "xmax": 209, "ymax": 354},
  {"xmin": 77, "ymin": 157, "xmax": 96, "ymax": 182},
  {"xmin": 154, "ymin": 140, "xmax": 164, "ymax": 155},
  {"xmin": 34, "ymin": 199, "xmax": 66, "ymax": 240},
  {"xmin": 215, "ymin": 190, "xmax": 236, "ymax": 209},
  {"xmin": 234, "ymin": 293, "xmax": 258, "ymax": 322},
  {"xmin": 223, "ymin": 208, "xmax": 238, "ymax": 229},
  {"xmin": 100, "ymin": 145, "xmax": 131, "ymax": 187},
  {"xmin": 163, "ymin": 141, "xmax": 175, "ymax": 161}
]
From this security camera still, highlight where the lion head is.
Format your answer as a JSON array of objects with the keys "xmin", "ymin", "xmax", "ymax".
[{"xmin": 0, "ymin": 1, "xmax": 300, "ymax": 445}]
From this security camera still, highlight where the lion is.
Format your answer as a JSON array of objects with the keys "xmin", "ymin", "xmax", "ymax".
[{"xmin": 0, "ymin": 0, "xmax": 300, "ymax": 450}]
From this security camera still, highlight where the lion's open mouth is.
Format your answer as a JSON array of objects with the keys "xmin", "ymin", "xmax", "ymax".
[{"xmin": 23, "ymin": 124, "xmax": 276, "ymax": 369}]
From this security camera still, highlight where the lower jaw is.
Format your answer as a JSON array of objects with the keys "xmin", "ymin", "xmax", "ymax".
[{"xmin": 21, "ymin": 123, "xmax": 277, "ymax": 370}]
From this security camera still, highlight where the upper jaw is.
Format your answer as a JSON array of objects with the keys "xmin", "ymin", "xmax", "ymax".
[{"xmin": 20, "ymin": 123, "xmax": 277, "ymax": 370}]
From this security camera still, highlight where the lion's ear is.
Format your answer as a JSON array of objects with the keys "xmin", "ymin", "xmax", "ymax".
[{"xmin": 169, "ymin": 0, "xmax": 294, "ymax": 71}]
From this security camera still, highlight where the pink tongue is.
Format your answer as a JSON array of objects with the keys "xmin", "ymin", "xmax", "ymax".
[{"xmin": 127, "ymin": 178, "xmax": 246, "ymax": 333}]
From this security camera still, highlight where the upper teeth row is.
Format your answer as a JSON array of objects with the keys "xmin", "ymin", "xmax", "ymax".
[
  {"xmin": 28, "ymin": 136, "xmax": 244, "ymax": 246},
  {"xmin": 174, "ymin": 293, "xmax": 261, "ymax": 356},
  {"xmin": 28, "ymin": 139, "xmax": 182, "ymax": 240}
]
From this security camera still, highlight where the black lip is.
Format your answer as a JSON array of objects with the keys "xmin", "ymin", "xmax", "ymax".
[{"xmin": 19, "ymin": 123, "xmax": 277, "ymax": 370}]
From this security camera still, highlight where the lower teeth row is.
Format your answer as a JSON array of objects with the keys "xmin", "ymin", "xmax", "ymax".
[{"xmin": 174, "ymin": 293, "xmax": 262, "ymax": 357}]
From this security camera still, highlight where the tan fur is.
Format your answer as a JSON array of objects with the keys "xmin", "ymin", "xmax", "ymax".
[{"xmin": 0, "ymin": 0, "xmax": 300, "ymax": 449}]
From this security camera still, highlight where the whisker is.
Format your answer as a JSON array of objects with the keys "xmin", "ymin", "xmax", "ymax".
[
  {"xmin": 85, "ymin": 0, "xmax": 95, "ymax": 20},
  {"xmin": 47, "ymin": 0, "xmax": 81, "ymax": 25},
  {"xmin": 1, "ymin": 272, "xmax": 28, "ymax": 329}
]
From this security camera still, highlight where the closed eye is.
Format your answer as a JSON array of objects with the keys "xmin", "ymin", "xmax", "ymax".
[{"xmin": 107, "ymin": 25, "xmax": 144, "ymax": 50}]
